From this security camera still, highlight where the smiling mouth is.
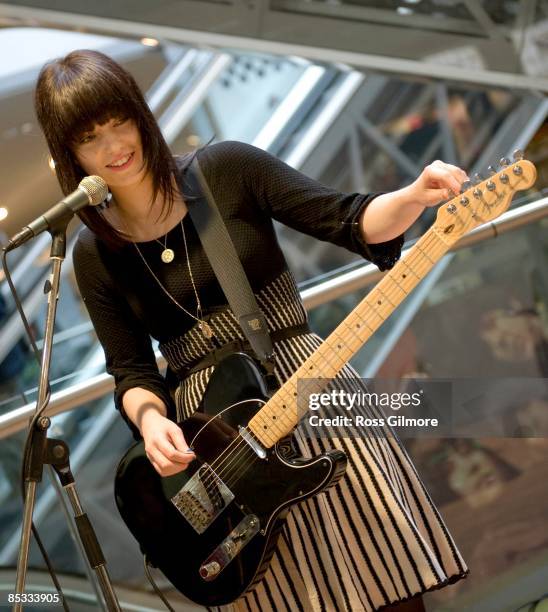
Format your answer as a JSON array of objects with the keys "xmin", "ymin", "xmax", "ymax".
[{"xmin": 107, "ymin": 152, "xmax": 134, "ymax": 168}]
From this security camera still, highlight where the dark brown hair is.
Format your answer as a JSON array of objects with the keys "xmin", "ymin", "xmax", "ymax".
[{"xmin": 34, "ymin": 49, "xmax": 188, "ymax": 248}]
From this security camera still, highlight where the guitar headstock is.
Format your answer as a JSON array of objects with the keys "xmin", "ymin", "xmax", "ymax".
[{"xmin": 434, "ymin": 151, "xmax": 537, "ymax": 244}]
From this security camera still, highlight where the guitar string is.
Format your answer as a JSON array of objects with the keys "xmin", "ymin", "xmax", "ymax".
[
  {"xmin": 188, "ymin": 181, "xmax": 520, "ymax": 502},
  {"xmin": 177, "ymin": 189, "xmax": 495, "ymax": 500},
  {"xmin": 193, "ymin": 185, "xmax": 497, "ymax": 494},
  {"xmin": 190, "ymin": 227, "xmax": 453, "ymax": 498},
  {"xmin": 224, "ymin": 191, "xmax": 506, "ymax": 481},
  {"xmin": 188, "ymin": 188, "xmax": 517, "ymax": 500},
  {"xmin": 201, "ymin": 229, "xmax": 450, "ymax": 493},
  {"xmin": 192, "ymin": 224, "xmax": 461, "ymax": 498}
]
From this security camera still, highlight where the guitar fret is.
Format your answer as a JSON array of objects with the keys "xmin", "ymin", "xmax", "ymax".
[
  {"xmin": 375, "ymin": 286, "xmax": 395, "ymax": 308},
  {"xmin": 405, "ymin": 254, "xmax": 430, "ymax": 278},
  {"xmin": 329, "ymin": 332, "xmax": 355, "ymax": 361},
  {"xmin": 361, "ymin": 301, "xmax": 385, "ymax": 326},
  {"xmin": 414, "ymin": 243, "xmax": 435, "ymax": 264},
  {"xmin": 387, "ymin": 273, "xmax": 408, "ymax": 297},
  {"xmin": 400, "ymin": 258, "xmax": 422, "ymax": 280},
  {"xmin": 302, "ymin": 353, "xmax": 344, "ymax": 379}
]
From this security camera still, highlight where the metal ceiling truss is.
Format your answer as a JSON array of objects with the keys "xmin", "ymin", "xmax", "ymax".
[{"xmin": 0, "ymin": 0, "xmax": 547, "ymax": 91}]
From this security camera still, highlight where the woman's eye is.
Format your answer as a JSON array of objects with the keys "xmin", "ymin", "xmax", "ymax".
[
  {"xmin": 79, "ymin": 134, "xmax": 94, "ymax": 144},
  {"xmin": 114, "ymin": 118, "xmax": 128, "ymax": 127}
]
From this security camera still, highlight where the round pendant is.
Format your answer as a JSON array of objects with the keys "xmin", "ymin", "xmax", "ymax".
[
  {"xmin": 161, "ymin": 248, "xmax": 175, "ymax": 263},
  {"xmin": 199, "ymin": 321, "xmax": 214, "ymax": 339}
]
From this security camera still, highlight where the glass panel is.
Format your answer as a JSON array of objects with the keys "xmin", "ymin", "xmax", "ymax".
[{"xmin": 168, "ymin": 52, "xmax": 308, "ymax": 149}]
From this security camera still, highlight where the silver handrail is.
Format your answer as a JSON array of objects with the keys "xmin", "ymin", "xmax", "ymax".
[
  {"xmin": 1, "ymin": 195, "xmax": 547, "ymax": 439},
  {"xmin": 301, "ymin": 196, "xmax": 548, "ymax": 308}
]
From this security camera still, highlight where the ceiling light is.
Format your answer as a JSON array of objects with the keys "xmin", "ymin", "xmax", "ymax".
[
  {"xmin": 141, "ymin": 37, "xmax": 159, "ymax": 47},
  {"xmin": 186, "ymin": 135, "xmax": 201, "ymax": 147}
]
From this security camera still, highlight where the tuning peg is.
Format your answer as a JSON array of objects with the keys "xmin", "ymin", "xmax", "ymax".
[
  {"xmin": 473, "ymin": 173, "xmax": 483, "ymax": 185},
  {"xmin": 487, "ymin": 165, "xmax": 497, "ymax": 176},
  {"xmin": 486, "ymin": 180, "xmax": 496, "ymax": 191},
  {"xmin": 512, "ymin": 149, "xmax": 524, "ymax": 161},
  {"xmin": 500, "ymin": 157, "xmax": 511, "ymax": 167},
  {"xmin": 460, "ymin": 180, "xmax": 472, "ymax": 193}
]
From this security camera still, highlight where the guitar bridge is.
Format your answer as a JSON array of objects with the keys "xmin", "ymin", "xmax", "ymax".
[
  {"xmin": 200, "ymin": 514, "xmax": 260, "ymax": 581},
  {"xmin": 171, "ymin": 464, "xmax": 234, "ymax": 534}
]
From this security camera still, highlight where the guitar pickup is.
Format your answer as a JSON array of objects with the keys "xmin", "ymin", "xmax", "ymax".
[{"xmin": 171, "ymin": 464, "xmax": 234, "ymax": 534}]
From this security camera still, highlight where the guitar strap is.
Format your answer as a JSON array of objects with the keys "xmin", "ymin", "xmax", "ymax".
[{"xmin": 177, "ymin": 156, "xmax": 276, "ymax": 373}]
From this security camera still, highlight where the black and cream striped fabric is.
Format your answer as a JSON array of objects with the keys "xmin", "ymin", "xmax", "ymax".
[{"xmin": 160, "ymin": 271, "xmax": 469, "ymax": 611}]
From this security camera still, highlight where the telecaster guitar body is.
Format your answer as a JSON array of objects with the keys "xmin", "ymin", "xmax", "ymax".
[{"xmin": 115, "ymin": 353, "xmax": 347, "ymax": 607}]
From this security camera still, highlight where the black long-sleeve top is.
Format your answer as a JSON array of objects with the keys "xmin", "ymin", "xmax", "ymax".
[{"xmin": 73, "ymin": 140, "xmax": 404, "ymax": 432}]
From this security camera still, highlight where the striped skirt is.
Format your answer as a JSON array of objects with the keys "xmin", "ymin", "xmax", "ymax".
[{"xmin": 160, "ymin": 272, "xmax": 469, "ymax": 611}]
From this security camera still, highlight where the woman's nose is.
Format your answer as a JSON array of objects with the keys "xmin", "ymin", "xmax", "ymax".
[{"xmin": 104, "ymin": 138, "xmax": 125, "ymax": 160}]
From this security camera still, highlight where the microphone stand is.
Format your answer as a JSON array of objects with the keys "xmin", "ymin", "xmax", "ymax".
[{"xmin": 12, "ymin": 212, "xmax": 120, "ymax": 611}]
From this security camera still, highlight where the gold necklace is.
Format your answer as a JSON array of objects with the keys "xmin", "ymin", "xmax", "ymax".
[
  {"xmin": 117, "ymin": 213, "xmax": 215, "ymax": 340},
  {"xmin": 155, "ymin": 232, "xmax": 175, "ymax": 264},
  {"xmin": 107, "ymin": 199, "xmax": 175, "ymax": 263}
]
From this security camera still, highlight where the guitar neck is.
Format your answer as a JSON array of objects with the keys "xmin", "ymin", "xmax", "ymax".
[
  {"xmin": 247, "ymin": 157, "xmax": 538, "ymax": 446},
  {"xmin": 248, "ymin": 226, "xmax": 451, "ymax": 447}
]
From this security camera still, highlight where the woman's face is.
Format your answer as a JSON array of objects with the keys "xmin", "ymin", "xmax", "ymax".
[{"xmin": 72, "ymin": 117, "xmax": 146, "ymax": 190}]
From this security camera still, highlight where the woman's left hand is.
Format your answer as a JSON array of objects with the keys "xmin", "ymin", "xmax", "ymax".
[
  {"xmin": 359, "ymin": 159, "xmax": 470, "ymax": 244},
  {"xmin": 407, "ymin": 160, "xmax": 469, "ymax": 208}
]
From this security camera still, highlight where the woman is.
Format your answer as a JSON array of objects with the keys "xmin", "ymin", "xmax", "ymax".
[{"xmin": 34, "ymin": 49, "xmax": 469, "ymax": 611}]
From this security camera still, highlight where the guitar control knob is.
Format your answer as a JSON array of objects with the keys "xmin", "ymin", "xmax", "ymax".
[
  {"xmin": 200, "ymin": 561, "xmax": 221, "ymax": 579},
  {"xmin": 446, "ymin": 203, "xmax": 457, "ymax": 214},
  {"xmin": 512, "ymin": 149, "xmax": 524, "ymax": 161},
  {"xmin": 486, "ymin": 181, "xmax": 496, "ymax": 191},
  {"xmin": 473, "ymin": 188, "xmax": 482, "ymax": 198},
  {"xmin": 513, "ymin": 165, "xmax": 523, "ymax": 175},
  {"xmin": 460, "ymin": 196, "xmax": 469, "ymax": 206},
  {"xmin": 499, "ymin": 157, "xmax": 511, "ymax": 167},
  {"xmin": 500, "ymin": 173, "xmax": 509, "ymax": 184}
]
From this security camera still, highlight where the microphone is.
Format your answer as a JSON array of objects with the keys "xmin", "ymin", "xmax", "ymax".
[{"xmin": 5, "ymin": 175, "xmax": 108, "ymax": 250}]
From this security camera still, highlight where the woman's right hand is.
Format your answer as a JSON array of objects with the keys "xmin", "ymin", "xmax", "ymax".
[{"xmin": 140, "ymin": 410, "xmax": 195, "ymax": 477}]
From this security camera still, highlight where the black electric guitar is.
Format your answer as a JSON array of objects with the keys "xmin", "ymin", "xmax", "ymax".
[{"xmin": 114, "ymin": 157, "xmax": 536, "ymax": 607}]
